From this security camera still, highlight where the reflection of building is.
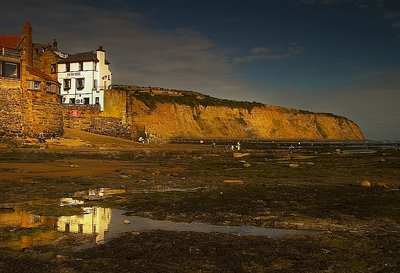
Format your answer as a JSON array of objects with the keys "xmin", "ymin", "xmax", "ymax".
[
  {"xmin": 0, "ymin": 208, "xmax": 58, "ymax": 249},
  {"xmin": 57, "ymin": 207, "xmax": 111, "ymax": 243}
]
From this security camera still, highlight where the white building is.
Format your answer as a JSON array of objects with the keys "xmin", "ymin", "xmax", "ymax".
[{"xmin": 57, "ymin": 46, "xmax": 112, "ymax": 110}]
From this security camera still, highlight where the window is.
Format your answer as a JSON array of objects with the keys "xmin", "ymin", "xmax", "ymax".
[
  {"xmin": 93, "ymin": 79, "xmax": 98, "ymax": 91},
  {"xmin": 0, "ymin": 61, "xmax": 20, "ymax": 78},
  {"xmin": 76, "ymin": 78, "xmax": 84, "ymax": 90},
  {"xmin": 69, "ymin": 98, "xmax": 75, "ymax": 104},
  {"xmin": 65, "ymin": 63, "xmax": 70, "ymax": 72},
  {"xmin": 34, "ymin": 81, "xmax": 41, "ymax": 90},
  {"xmin": 95, "ymin": 97, "xmax": 99, "ymax": 105},
  {"xmin": 84, "ymin": 97, "xmax": 89, "ymax": 104},
  {"xmin": 46, "ymin": 83, "xmax": 59, "ymax": 93},
  {"xmin": 50, "ymin": 64, "xmax": 56, "ymax": 74},
  {"xmin": 78, "ymin": 224, "xmax": 84, "ymax": 233},
  {"xmin": 79, "ymin": 61, "xmax": 83, "ymax": 71},
  {"xmin": 27, "ymin": 80, "xmax": 41, "ymax": 91},
  {"xmin": 64, "ymin": 79, "xmax": 71, "ymax": 90},
  {"xmin": 94, "ymin": 62, "xmax": 97, "ymax": 71}
]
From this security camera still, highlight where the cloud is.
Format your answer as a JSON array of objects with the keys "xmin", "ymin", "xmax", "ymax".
[
  {"xmin": 0, "ymin": 0, "xmax": 259, "ymax": 99},
  {"xmin": 392, "ymin": 21, "xmax": 400, "ymax": 28},
  {"xmin": 384, "ymin": 11, "xmax": 400, "ymax": 19},
  {"xmin": 232, "ymin": 45, "xmax": 302, "ymax": 64}
]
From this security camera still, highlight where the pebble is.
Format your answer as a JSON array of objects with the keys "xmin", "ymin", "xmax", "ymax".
[
  {"xmin": 288, "ymin": 163, "xmax": 299, "ymax": 168},
  {"xmin": 123, "ymin": 219, "xmax": 130, "ymax": 224}
]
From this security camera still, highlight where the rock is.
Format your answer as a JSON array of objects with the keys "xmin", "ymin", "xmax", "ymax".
[
  {"xmin": 123, "ymin": 219, "xmax": 130, "ymax": 224},
  {"xmin": 374, "ymin": 182, "xmax": 389, "ymax": 189},
  {"xmin": 379, "ymin": 158, "xmax": 386, "ymax": 162},
  {"xmin": 243, "ymin": 163, "xmax": 251, "ymax": 168},
  {"xmin": 359, "ymin": 180, "xmax": 371, "ymax": 188},
  {"xmin": 233, "ymin": 152, "xmax": 250, "ymax": 158},
  {"xmin": 223, "ymin": 179, "xmax": 245, "ymax": 185},
  {"xmin": 69, "ymin": 164, "xmax": 79, "ymax": 168},
  {"xmin": 119, "ymin": 174, "xmax": 130, "ymax": 179},
  {"xmin": 288, "ymin": 163, "xmax": 299, "ymax": 168},
  {"xmin": 306, "ymin": 162, "xmax": 315, "ymax": 166}
]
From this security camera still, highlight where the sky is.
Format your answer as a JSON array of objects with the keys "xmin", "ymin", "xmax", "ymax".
[{"xmin": 1, "ymin": 0, "xmax": 399, "ymax": 140}]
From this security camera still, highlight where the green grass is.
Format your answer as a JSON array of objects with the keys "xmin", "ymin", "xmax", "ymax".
[{"xmin": 133, "ymin": 92, "xmax": 263, "ymax": 113}]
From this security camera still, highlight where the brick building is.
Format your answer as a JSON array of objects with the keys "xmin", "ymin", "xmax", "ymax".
[{"xmin": 0, "ymin": 22, "xmax": 63, "ymax": 138}]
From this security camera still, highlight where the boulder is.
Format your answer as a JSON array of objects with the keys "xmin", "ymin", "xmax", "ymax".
[{"xmin": 359, "ymin": 180, "xmax": 371, "ymax": 188}]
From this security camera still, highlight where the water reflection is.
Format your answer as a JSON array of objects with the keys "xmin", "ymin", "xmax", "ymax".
[
  {"xmin": 341, "ymin": 149, "xmax": 377, "ymax": 155},
  {"xmin": 58, "ymin": 207, "xmax": 111, "ymax": 243},
  {"xmin": 1, "ymin": 205, "xmax": 317, "ymax": 249},
  {"xmin": 0, "ymin": 208, "xmax": 58, "ymax": 249}
]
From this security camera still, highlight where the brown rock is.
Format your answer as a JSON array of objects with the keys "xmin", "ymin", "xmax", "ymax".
[
  {"xmin": 233, "ymin": 153, "xmax": 250, "ymax": 158},
  {"xmin": 223, "ymin": 179, "xmax": 245, "ymax": 185},
  {"xmin": 374, "ymin": 182, "xmax": 389, "ymax": 189},
  {"xmin": 359, "ymin": 180, "xmax": 371, "ymax": 188}
]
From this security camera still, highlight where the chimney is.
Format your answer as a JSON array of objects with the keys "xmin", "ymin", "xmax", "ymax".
[
  {"xmin": 52, "ymin": 39, "xmax": 58, "ymax": 50},
  {"xmin": 23, "ymin": 22, "xmax": 33, "ymax": 67}
]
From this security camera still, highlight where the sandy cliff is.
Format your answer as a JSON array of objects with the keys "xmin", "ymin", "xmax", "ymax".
[{"xmin": 128, "ymin": 93, "xmax": 364, "ymax": 140}]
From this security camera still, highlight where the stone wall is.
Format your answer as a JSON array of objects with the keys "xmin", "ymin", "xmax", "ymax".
[
  {"xmin": 21, "ymin": 90, "xmax": 64, "ymax": 137},
  {"xmin": 63, "ymin": 106, "xmax": 101, "ymax": 131},
  {"xmin": 62, "ymin": 104, "xmax": 132, "ymax": 139},
  {"xmin": 0, "ymin": 79, "xmax": 23, "ymax": 137}
]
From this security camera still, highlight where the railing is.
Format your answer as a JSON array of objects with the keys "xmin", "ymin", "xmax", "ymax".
[{"xmin": 1, "ymin": 47, "xmax": 21, "ymax": 59}]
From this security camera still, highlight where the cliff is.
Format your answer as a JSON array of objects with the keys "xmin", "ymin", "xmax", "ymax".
[{"xmin": 126, "ymin": 91, "xmax": 364, "ymax": 140}]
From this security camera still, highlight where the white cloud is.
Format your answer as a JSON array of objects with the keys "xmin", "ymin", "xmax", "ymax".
[{"xmin": 233, "ymin": 45, "xmax": 302, "ymax": 64}]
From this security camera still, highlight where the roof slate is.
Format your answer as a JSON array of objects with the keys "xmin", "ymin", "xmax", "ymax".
[
  {"xmin": 0, "ymin": 35, "xmax": 23, "ymax": 49},
  {"xmin": 58, "ymin": 51, "xmax": 98, "ymax": 63},
  {"xmin": 27, "ymin": 66, "xmax": 60, "ymax": 84}
]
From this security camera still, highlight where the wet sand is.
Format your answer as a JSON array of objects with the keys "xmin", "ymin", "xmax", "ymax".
[{"xmin": 0, "ymin": 132, "xmax": 399, "ymax": 273}]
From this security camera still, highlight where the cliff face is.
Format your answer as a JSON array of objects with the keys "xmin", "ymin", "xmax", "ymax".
[{"xmin": 130, "ymin": 96, "xmax": 364, "ymax": 140}]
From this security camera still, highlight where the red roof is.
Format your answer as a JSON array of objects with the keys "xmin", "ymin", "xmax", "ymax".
[
  {"xmin": 0, "ymin": 35, "xmax": 23, "ymax": 49},
  {"xmin": 27, "ymin": 66, "xmax": 60, "ymax": 84}
]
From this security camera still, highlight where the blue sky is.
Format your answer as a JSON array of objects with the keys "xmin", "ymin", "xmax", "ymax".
[{"xmin": 1, "ymin": 0, "xmax": 399, "ymax": 140}]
